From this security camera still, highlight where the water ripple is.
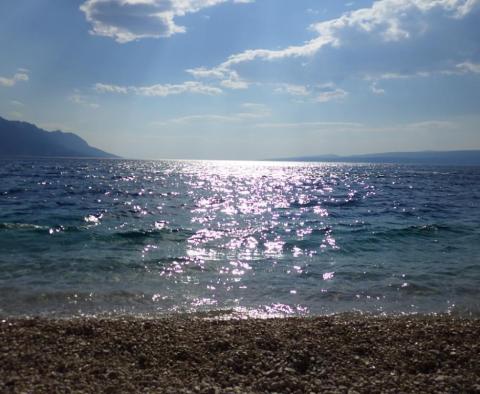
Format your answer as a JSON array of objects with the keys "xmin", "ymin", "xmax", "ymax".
[{"xmin": 0, "ymin": 158, "xmax": 479, "ymax": 317}]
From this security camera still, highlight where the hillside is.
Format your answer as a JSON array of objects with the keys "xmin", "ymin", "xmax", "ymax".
[
  {"xmin": 0, "ymin": 116, "xmax": 118, "ymax": 158},
  {"xmin": 279, "ymin": 150, "xmax": 480, "ymax": 165}
]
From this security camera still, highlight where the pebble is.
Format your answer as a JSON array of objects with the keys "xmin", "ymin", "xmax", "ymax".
[{"xmin": 0, "ymin": 315, "xmax": 479, "ymax": 393}]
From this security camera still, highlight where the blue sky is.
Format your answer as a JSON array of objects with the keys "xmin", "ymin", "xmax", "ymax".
[{"xmin": 0, "ymin": 0, "xmax": 479, "ymax": 159}]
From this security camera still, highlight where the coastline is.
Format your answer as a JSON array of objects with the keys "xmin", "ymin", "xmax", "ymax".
[{"xmin": 1, "ymin": 314, "xmax": 479, "ymax": 393}]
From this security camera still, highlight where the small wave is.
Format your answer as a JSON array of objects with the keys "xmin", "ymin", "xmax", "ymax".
[
  {"xmin": 116, "ymin": 229, "xmax": 167, "ymax": 239},
  {"xmin": 0, "ymin": 222, "xmax": 84, "ymax": 235},
  {"xmin": 114, "ymin": 227, "xmax": 194, "ymax": 241},
  {"xmin": 311, "ymin": 227, "xmax": 332, "ymax": 235},
  {"xmin": 377, "ymin": 224, "xmax": 464, "ymax": 239},
  {"xmin": 0, "ymin": 222, "xmax": 49, "ymax": 231},
  {"xmin": 394, "ymin": 282, "xmax": 441, "ymax": 296},
  {"xmin": 284, "ymin": 239, "xmax": 321, "ymax": 251},
  {"xmin": 5, "ymin": 187, "xmax": 27, "ymax": 195},
  {"xmin": 323, "ymin": 198, "xmax": 360, "ymax": 208},
  {"xmin": 289, "ymin": 199, "xmax": 319, "ymax": 208}
]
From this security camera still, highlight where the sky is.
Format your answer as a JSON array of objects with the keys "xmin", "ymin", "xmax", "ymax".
[{"xmin": 0, "ymin": 0, "xmax": 479, "ymax": 160}]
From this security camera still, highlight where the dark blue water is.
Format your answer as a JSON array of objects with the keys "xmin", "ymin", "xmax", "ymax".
[{"xmin": 1, "ymin": 159, "xmax": 479, "ymax": 318}]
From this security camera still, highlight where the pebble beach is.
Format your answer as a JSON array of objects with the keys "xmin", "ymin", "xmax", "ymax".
[{"xmin": 1, "ymin": 315, "xmax": 479, "ymax": 393}]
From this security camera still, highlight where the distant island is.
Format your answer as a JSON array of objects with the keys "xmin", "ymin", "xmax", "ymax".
[
  {"xmin": 277, "ymin": 150, "xmax": 480, "ymax": 165},
  {"xmin": 0, "ymin": 116, "xmax": 118, "ymax": 158}
]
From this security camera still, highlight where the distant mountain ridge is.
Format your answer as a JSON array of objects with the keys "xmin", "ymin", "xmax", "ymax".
[
  {"xmin": 277, "ymin": 150, "xmax": 480, "ymax": 165},
  {"xmin": 0, "ymin": 116, "xmax": 118, "ymax": 158}
]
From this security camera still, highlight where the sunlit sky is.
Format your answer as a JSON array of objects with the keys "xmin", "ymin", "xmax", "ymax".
[{"xmin": 1, "ymin": 0, "xmax": 479, "ymax": 159}]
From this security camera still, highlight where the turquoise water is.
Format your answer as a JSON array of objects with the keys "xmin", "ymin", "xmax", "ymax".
[{"xmin": 0, "ymin": 159, "xmax": 479, "ymax": 317}]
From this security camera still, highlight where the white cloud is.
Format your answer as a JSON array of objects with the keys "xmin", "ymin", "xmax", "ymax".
[
  {"xmin": 456, "ymin": 61, "xmax": 480, "ymax": 73},
  {"xmin": 306, "ymin": 8, "xmax": 321, "ymax": 15},
  {"xmin": 405, "ymin": 120, "xmax": 456, "ymax": 129},
  {"xmin": 236, "ymin": 102, "xmax": 271, "ymax": 118},
  {"xmin": 186, "ymin": 67, "xmax": 226, "ymax": 79},
  {"xmin": 68, "ymin": 92, "xmax": 100, "ymax": 109},
  {"xmin": 0, "ymin": 69, "xmax": 29, "ymax": 87},
  {"xmin": 187, "ymin": 68, "xmax": 249, "ymax": 90},
  {"xmin": 253, "ymin": 119, "xmax": 458, "ymax": 133},
  {"xmin": 364, "ymin": 61, "xmax": 480, "ymax": 82},
  {"xmin": 153, "ymin": 114, "xmax": 239, "ymax": 126},
  {"xmin": 365, "ymin": 60, "xmax": 480, "ymax": 93},
  {"xmin": 254, "ymin": 121, "xmax": 364, "ymax": 130},
  {"xmin": 370, "ymin": 82, "xmax": 386, "ymax": 95},
  {"xmin": 378, "ymin": 71, "xmax": 432, "ymax": 80},
  {"xmin": 273, "ymin": 82, "xmax": 348, "ymax": 103},
  {"xmin": 219, "ymin": 71, "xmax": 249, "ymax": 89},
  {"xmin": 80, "ymin": 0, "xmax": 254, "ymax": 43},
  {"xmin": 310, "ymin": 0, "xmax": 480, "ymax": 43},
  {"xmin": 153, "ymin": 102, "xmax": 270, "ymax": 125},
  {"xmin": 134, "ymin": 81, "xmax": 222, "ymax": 96},
  {"xmin": 274, "ymin": 83, "xmax": 310, "ymax": 97},
  {"xmin": 315, "ymin": 86, "xmax": 348, "ymax": 103},
  {"xmin": 188, "ymin": 0, "xmax": 480, "ymax": 91},
  {"xmin": 95, "ymin": 81, "xmax": 222, "ymax": 96},
  {"xmin": 94, "ymin": 83, "xmax": 128, "ymax": 94},
  {"xmin": 10, "ymin": 100, "xmax": 25, "ymax": 106}
]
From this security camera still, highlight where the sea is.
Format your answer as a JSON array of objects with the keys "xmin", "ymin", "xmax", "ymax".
[{"xmin": 0, "ymin": 159, "xmax": 479, "ymax": 318}]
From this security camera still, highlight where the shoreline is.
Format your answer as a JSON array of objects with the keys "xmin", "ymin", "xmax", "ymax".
[{"xmin": 1, "ymin": 314, "xmax": 479, "ymax": 393}]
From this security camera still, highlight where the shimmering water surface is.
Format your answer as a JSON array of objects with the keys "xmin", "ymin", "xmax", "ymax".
[{"xmin": 1, "ymin": 159, "xmax": 479, "ymax": 318}]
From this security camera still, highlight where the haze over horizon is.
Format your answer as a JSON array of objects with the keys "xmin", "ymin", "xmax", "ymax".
[{"xmin": 1, "ymin": 0, "xmax": 479, "ymax": 160}]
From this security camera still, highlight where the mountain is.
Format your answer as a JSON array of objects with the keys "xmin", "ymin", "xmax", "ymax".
[
  {"xmin": 277, "ymin": 150, "xmax": 480, "ymax": 165},
  {"xmin": 0, "ymin": 116, "xmax": 118, "ymax": 158}
]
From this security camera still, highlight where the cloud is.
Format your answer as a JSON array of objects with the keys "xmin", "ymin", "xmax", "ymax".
[
  {"xmin": 273, "ymin": 82, "xmax": 348, "ymax": 103},
  {"xmin": 95, "ymin": 81, "xmax": 222, "ymax": 96},
  {"xmin": 315, "ymin": 87, "xmax": 348, "ymax": 103},
  {"xmin": 235, "ymin": 102, "xmax": 271, "ymax": 118},
  {"xmin": 273, "ymin": 83, "xmax": 310, "ymax": 97},
  {"xmin": 456, "ymin": 61, "xmax": 480, "ymax": 73},
  {"xmin": 152, "ymin": 114, "xmax": 239, "ymax": 126},
  {"xmin": 187, "ymin": 68, "xmax": 249, "ymax": 89},
  {"xmin": 0, "ymin": 69, "xmax": 29, "ymax": 87},
  {"xmin": 188, "ymin": 0, "xmax": 480, "ymax": 91},
  {"xmin": 254, "ymin": 121, "xmax": 364, "ymax": 130},
  {"xmin": 219, "ymin": 71, "xmax": 249, "ymax": 89},
  {"xmin": 68, "ymin": 92, "xmax": 100, "ymax": 109},
  {"xmin": 133, "ymin": 81, "xmax": 222, "ymax": 96},
  {"xmin": 94, "ymin": 83, "xmax": 128, "ymax": 94},
  {"xmin": 405, "ymin": 120, "xmax": 457, "ymax": 129},
  {"xmin": 152, "ymin": 102, "xmax": 270, "ymax": 125},
  {"xmin": 80, "ymin": 0, "xmax": 254, "ymax": 43},
  {"xmin": 365, "ymin": 60, "xmax": 480, "ymax": 93},
  {"xmin": 253, "ymin": 119, "xmax": 458, "ymax": 133},
  {"xmin": 370, "ymin": 82, "xmax": 385, "ymax": 95}
]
